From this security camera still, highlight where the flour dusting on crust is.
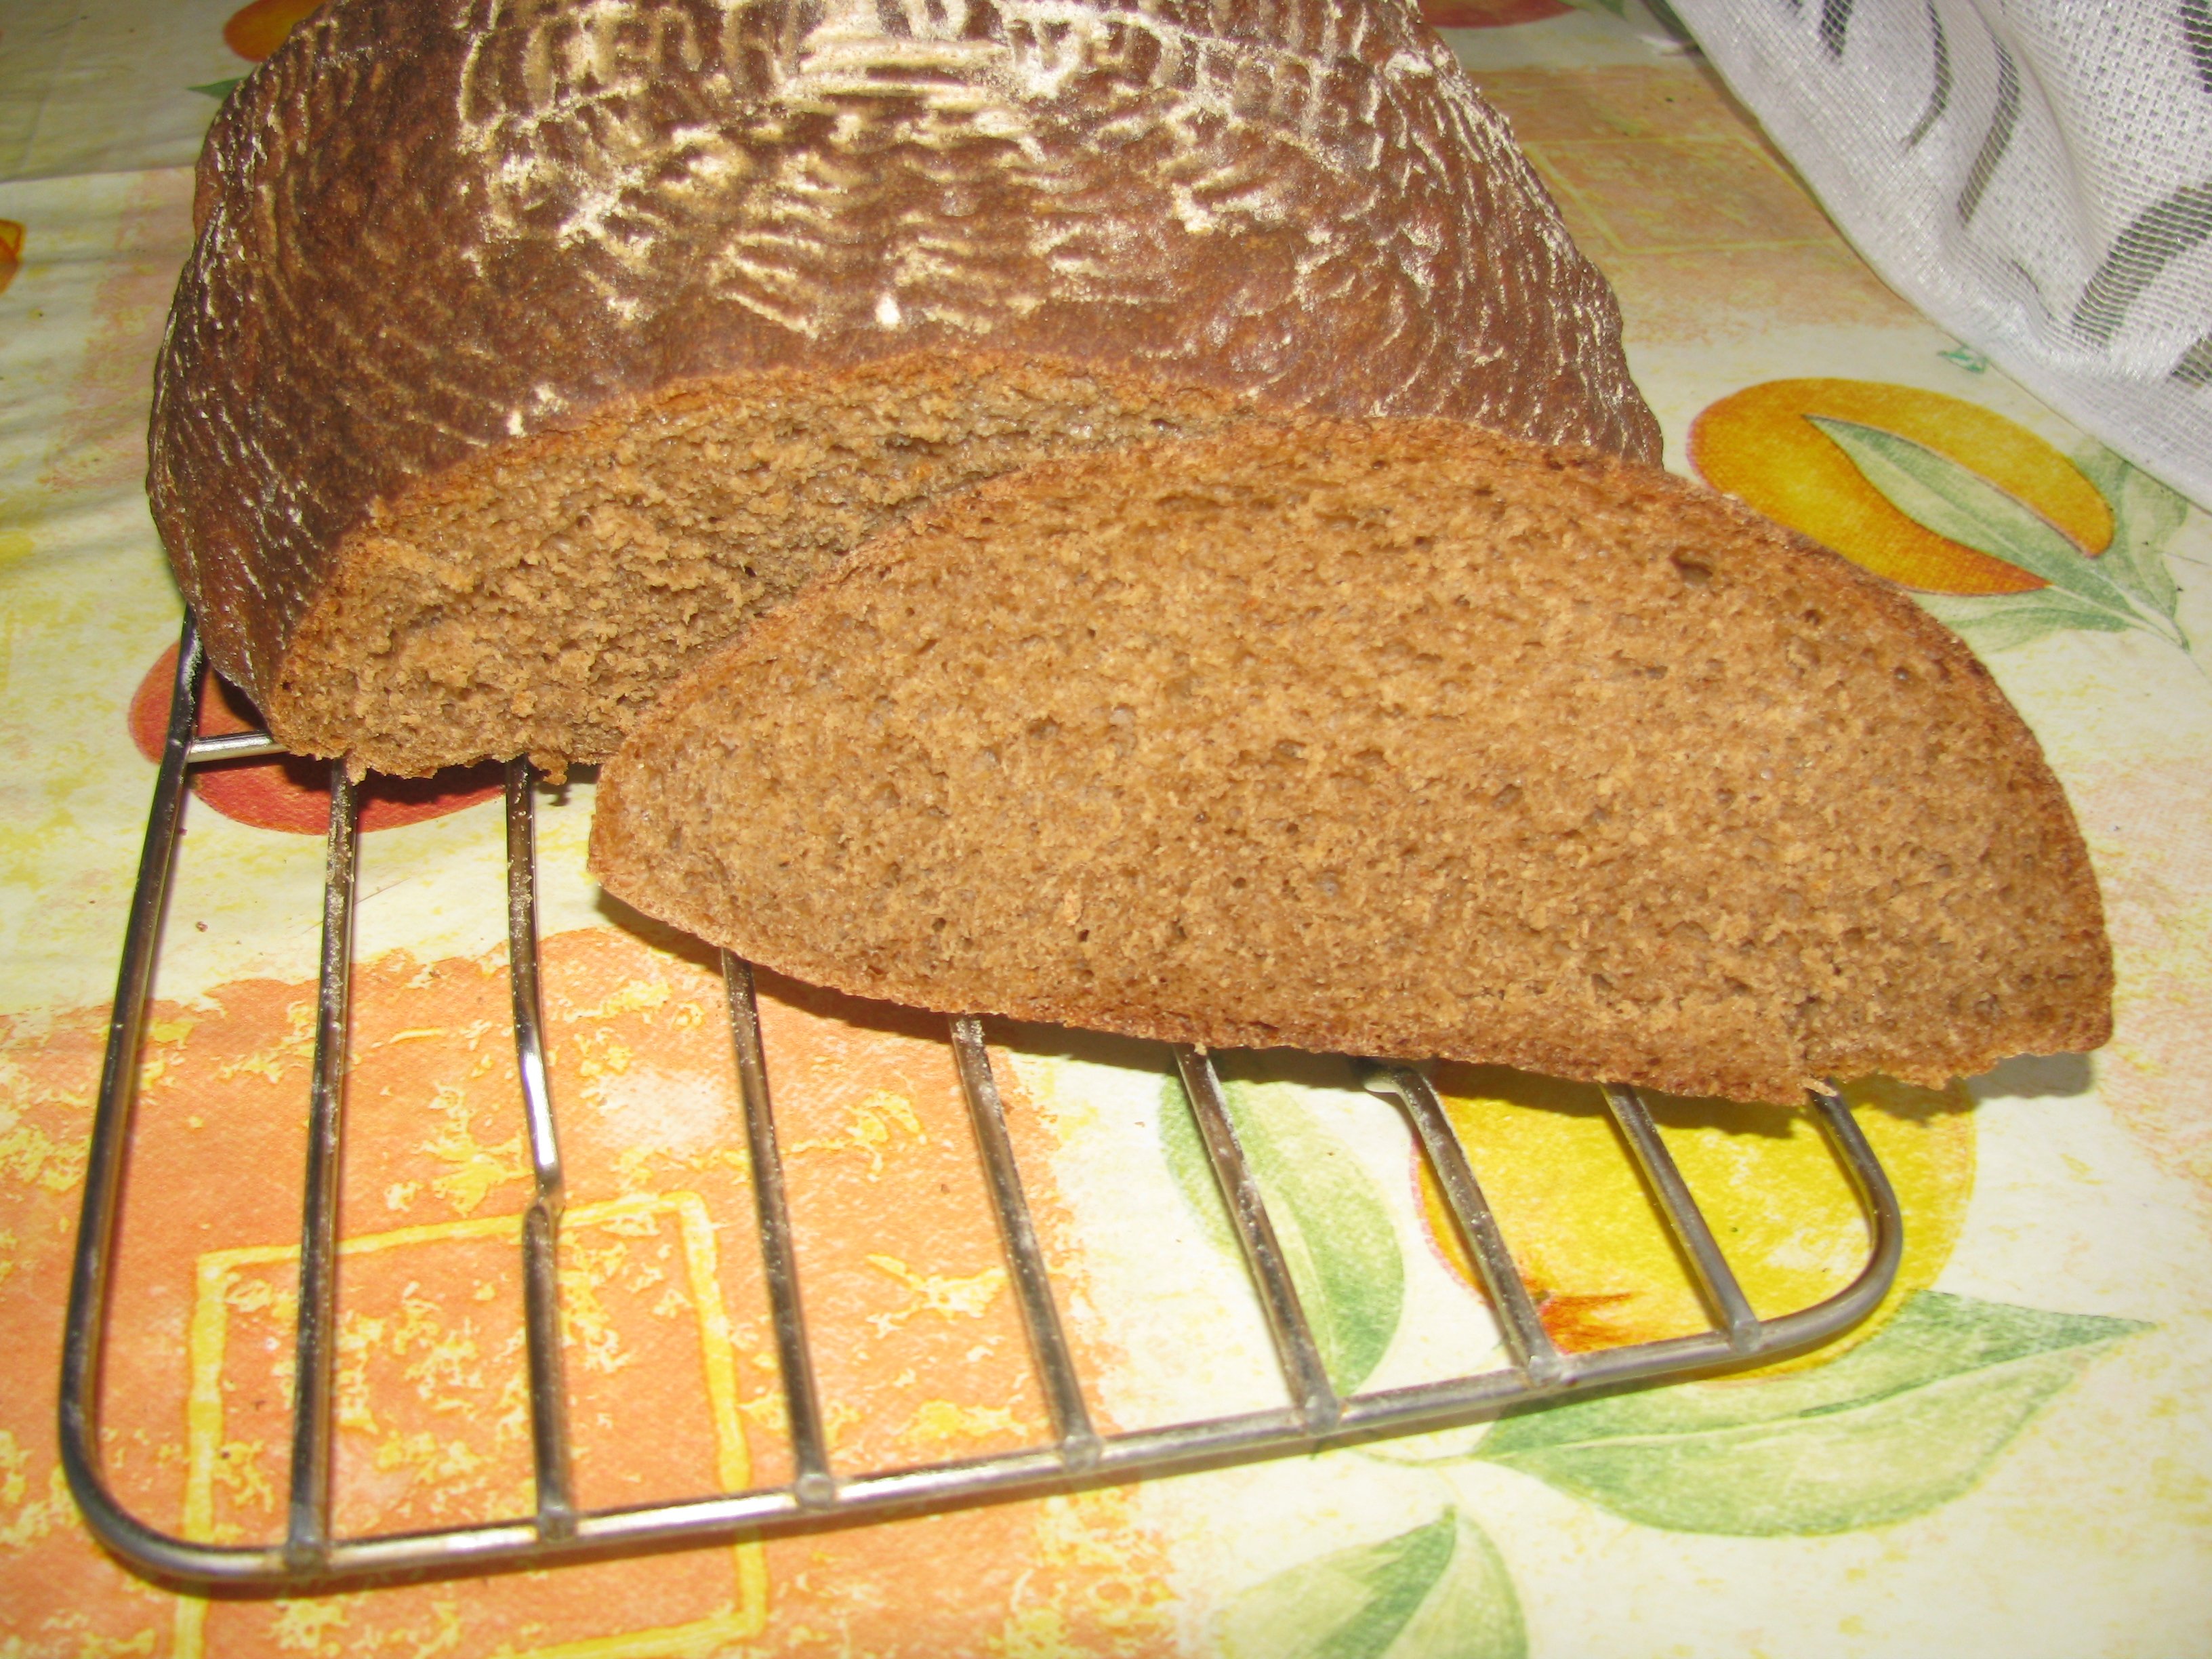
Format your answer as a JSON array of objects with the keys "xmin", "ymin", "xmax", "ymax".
[{"xmin": 153, "ymin": 0, "xmax": 1658, "ymax": 702}]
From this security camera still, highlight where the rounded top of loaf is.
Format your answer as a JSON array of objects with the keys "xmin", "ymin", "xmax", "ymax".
[{"xmin": 150, "ymin": 0, "xmax": 1660, "ymax": 700}]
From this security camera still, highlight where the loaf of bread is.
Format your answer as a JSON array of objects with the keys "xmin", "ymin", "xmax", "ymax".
[
  {"xmin": 590, "ymin": 419, "xmax": 2112, "ymax": 1104},
  {"xmin": 150, "ymin": 0, "xmax": 1658, "ymax": 777}
]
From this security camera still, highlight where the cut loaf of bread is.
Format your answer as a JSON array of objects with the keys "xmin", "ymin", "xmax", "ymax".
[
  {"xmin": 591, "ymin": 419, "xmax": 2112, "ymax": 1104},
  {"xmin": 151, "ymin": 0, "xmax": 1657, "ymax": 777}
]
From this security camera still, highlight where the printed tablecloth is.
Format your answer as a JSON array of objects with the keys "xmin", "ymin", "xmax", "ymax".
[{"xmin": 3, "ymin": 3, "xmax": 2209, "ymax": 1655}]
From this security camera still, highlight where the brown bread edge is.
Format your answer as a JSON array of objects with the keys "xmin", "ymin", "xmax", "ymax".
[{"xmin": 590, "ymin": 419, "xmax": 2114, "ymax": 1103}]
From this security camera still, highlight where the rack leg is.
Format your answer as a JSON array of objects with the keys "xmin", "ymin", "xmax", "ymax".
[
  {"xmin": 1172, "ymin": 1047, "xmax": 1341, "ymax": 1430},
  {"xmin": 59, "ymin": 619, "xmax": 206, "ymax": 1543},
  {"xmin": 725, "ymin": 956, "xmax": 836, "ymax": 1508},
  {"xmin": 284, "ymin": 763, "xmax": 359, "ymax": 1570},
  {"xmin": 1601, "ymin": 1084, "xmax": 1762, "ymax": 1353},
  {"xmin": 949, "ymin": 1018, "xmax": 1099, "ymax": 1471},
  {"xmin": 1364, "ymin": 1063, "xmax": 1568, "ymax": 1385},
  {"xmin": 505, "ymin": 760, "xmax": 575, "ymax": 1540}
]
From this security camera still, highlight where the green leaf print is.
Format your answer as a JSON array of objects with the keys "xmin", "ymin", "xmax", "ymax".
[
  {"xmin": 1161, "ymin": 1073, "xmax": 1405, "ymax": 1393},
  {"xmin": 1917, "ymin": 586, "xmax": 2133, "ymax": 652},
  {"xmin": 2066, "ymin": 444, "xmax": 2191, "ymax": 623},
  {"xmin": 1809, "ymin": 417, "xmax": 2196, "ymax": 657},
  {"xmin": 1808, "ymin": 418, "xmax": 2169, "ymax": 626},
  {"xmin": 1477, "ymin": 1291, "xmax": 2147, "ymax": 1535},
  {"xmin": 1218, "ymin": 1510, "xmax": 1527, "ymax": 1659},
  {"xmin": 189, "ymin": 79, "xmax": 245, "ymax": 101}
]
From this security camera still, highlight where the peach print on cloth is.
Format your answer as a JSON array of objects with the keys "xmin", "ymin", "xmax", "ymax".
[
  {"xmin": 1414, "ymin": 1069, "xmax": 1976, "ymax": 1370},
  {"xmin": 129, "ymin": 642, "xmax": 502, "ymax": 834},
  {"xmin": 184, "ymin": 0, "xmax": 325, "ymax": 100},
  {"xmin": 0, "ymin": 927, "xmax": 1173, "ymax": 1658}
]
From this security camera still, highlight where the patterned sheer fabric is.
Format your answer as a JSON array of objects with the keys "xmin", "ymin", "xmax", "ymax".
[{"xmin": 1673, "ymin": 0, "xmax": 2212, "ymax": 507}]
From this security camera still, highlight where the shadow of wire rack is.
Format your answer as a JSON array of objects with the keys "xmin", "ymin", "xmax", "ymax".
[{"xmin": 62, "ymin": 613, "xmax": 1903, "ymax": 1589}]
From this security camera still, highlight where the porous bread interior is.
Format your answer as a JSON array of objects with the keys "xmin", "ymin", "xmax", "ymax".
[
  {"xmin": 593, "ymin": 420, "xmax": 2112, "ymax": 1105},
  {"xmin": 263, "ymin": 354, "xmax": 1247, "ymax": 776}
]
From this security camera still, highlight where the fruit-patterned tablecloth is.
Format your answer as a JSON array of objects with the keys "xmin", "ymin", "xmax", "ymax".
[{"xmin": 4, "ymin": 3, "xmax": 2209, "ymax": 1655}]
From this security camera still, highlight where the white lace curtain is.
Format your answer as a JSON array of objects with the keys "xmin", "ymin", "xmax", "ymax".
[{"xmin": 1666, "ymin": 0, "xmax": 2212, "ymax": 508}]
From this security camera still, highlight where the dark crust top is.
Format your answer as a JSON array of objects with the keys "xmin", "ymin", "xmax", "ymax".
[{"xmin": 150, "ymin": 0, "xmax": 1661, "ymax": 701}]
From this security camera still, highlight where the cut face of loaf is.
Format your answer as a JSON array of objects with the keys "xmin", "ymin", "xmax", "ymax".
[
  {"xmin": 152, "ymin": 0, "xmax": 1660, "ymax": 777},
  {"xmin": 590, "ymin": 419, "xmax": 2113, "ymax": 1105},
  {"xmin": 264, "ymin": 356, "xmax": 1247, "ymax": 775}
]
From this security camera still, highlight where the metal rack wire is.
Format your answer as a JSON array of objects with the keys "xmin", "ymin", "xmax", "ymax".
[{"xmin": 60, "ymin": 613, "xmax": 1903, "ymax": 1589}]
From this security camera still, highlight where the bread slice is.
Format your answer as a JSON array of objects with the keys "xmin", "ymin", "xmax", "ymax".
[
  {"xmin": 150, "ymin": 0, "xmax": 1659, "ymax": 777},
  {"xmin": 590, "ymin": 419, "xmax": 2112, "ymax": 1103}
]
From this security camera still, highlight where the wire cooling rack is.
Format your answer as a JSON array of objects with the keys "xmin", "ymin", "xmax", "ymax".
[{"xmin": 61, "ymin": 613, "xmax": 1903, "ymax": 1588}]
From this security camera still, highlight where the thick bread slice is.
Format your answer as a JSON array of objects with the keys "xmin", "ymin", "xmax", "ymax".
[
  {"xmin": 590, "ymin": 419, "xmax": 2112, "ymax": 1103},
  {"xmin": 152, "ymin": 0, "xmax": 1658, "ymax": 777}
]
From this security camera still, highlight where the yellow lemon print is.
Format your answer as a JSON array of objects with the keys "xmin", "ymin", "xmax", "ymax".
[
  {"xmin": 1420, "ymin": 1067, "xmax": 1974, "ymax": 1375},
  {"xmin": 1690, "ymin": 378, "xmax": 2112, "ymax": 595},
  {"xmin": 224, "ymin": 0, "xmax": 325, "ymax": 61}
]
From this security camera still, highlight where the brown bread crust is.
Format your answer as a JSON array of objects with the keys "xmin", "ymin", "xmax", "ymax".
[
  {"xmin": 150, "ymin": 0, "xmax": 1658, "ymax": 769},
  {"xmin": 591, "ymin": 419, "xmax": 2112, "ymax": 1104}
]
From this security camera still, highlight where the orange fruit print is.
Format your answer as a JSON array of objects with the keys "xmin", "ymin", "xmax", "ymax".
[
  {"xmin": 1689, "ymin": 379, "xmax": 2114, "ymax": 595},
  {"xmin": 222, "ymin": 0, "xmax": 325, "ymax": 60}
]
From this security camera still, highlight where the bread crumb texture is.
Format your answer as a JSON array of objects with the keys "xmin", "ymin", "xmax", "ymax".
[
  {"xmin": 592, "ymin": 420, "xmax": 2113, "ymax": 1105},
  {"xmin": 152, "ymin": 0, "xmax": 1657, "ymax": 775},
  {"xmin": 269, "ymin": 357, "xmax": 1244, "ymax": 774}
]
